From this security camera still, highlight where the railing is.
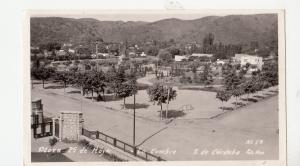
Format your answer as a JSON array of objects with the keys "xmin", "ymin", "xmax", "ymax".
[
  {"xmin": 32, "ymin": 121, "xmax": 53, "ymax": 138},
  {"xmin": 82, "ymin": 128, "xmax": 165, "ymax": 161}
]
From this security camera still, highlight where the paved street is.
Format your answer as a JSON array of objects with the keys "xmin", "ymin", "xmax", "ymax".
[{"xmin": 31, "ymin": 81, "xmax": 278, "ymax": 160}]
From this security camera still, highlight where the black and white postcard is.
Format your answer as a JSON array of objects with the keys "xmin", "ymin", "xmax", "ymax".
[{"xmin": 23, "ymin": 10, "xmax": 286, "ymax": 166}]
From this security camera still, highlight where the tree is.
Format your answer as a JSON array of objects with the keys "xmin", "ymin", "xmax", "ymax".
[
  {"xmin": 73, "ymin": 72, "xmax": 89, "ymax": 95},
  {"xmin": 115, "ymin": 79, "xmax": 137, "ymax": 109},
  {"xmin": 216, "ymin": 90, "xmax": 232, "ymax": 111},
  {"xmin": 92, "ymin": 70, "xmax": 107, "ymax": 101},
  {"xmin": 158, "ymin": 49, "xmax": 173, "ymax": 64},
  {"xmin": 224, "ymin": 68, "xmax": 242, "ymax": 91},
  {"xmin": 242, "ymin": 79, "xmax": 257, "ymax": 102},
  {"xmin": 261, "ymin": 61, "xmax": 278, "ymax": 86},
  {"xmin": 200, "ymin": 64, "xmax": 214, "ymax": 87},
  {"xmin": 203, "ymin": 33, "xmax": 214, "ymax": 53},
  {"xmin": 231, "ymin": 88, "xmax": 244, "ymax": 109},
  {"xmin": 32, "ymin": 67, "xmax": 54, "ymax": 88},
  {"xmin": 147, "ymin": 84, "xmax": 177, "ymax": 119},
  {"xmin": 54, "ymin": 71, "xmax": 73, "ymax": 93},
  {"xmin": 83, "ymin": 71, "xmax": 106, "ymax": 102}
]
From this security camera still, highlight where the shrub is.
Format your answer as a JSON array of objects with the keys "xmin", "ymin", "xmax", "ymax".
[
  {"xmin": 232, "ymin": 102, "xmax": 246, "ymax": 106},
  {"xmin": 49, "ymin": 137, "xmax": 58, "ymax": 146},
  {"xmin": 247, "ymin": 98, "xmax": 258, "ymax": 102},
  {"xmin": 253, "ymin": 95, "xmax": 265, "ymax": 99},
  {"xmin": 219, "ymin": 106, "xmax": 234, "ymax": 111}
]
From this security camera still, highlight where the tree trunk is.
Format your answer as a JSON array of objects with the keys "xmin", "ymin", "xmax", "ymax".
[
  {"xmin": 63, "ymin": 82, "xmax": 66, "ymax": 93},
  {"xmin": 235, "ymin": 96, "xmax": 238, "ymax": 110},
  {"xmin": 222, "ymin": 101, "xmax": 224, "ymax": 112},
  {"xmin": 247, "ymin": 93, "xmax": 249, "ymax": 103},
  {"xmin": 103, "ymin": 91, "xmax": 105, "ymax": 102},
  {"xmin": 160, "ymin": 104, "xmax": 163, "ymax": 120},
  {"xmin": 123, "ymin": 98, "xmax": 126, "ymax": 109},
  {"xmin": 91, "ymin": 90, "xmax": 94, "ymax": 102},
  {"xmin": 42, "ymin": 80, "xmax": 45, "ymax": 88}
]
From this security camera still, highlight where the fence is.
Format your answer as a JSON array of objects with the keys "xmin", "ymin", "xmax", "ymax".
[
  {"xmin": 82, "ymin": 128, "xmax": 165, "ymax": 161},
  {"xmin": 32, "ymin": 121, "xmax": 53, "ymax": 138}
]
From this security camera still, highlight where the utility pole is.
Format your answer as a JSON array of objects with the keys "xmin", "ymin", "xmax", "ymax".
[
  {"xmin": 133, "ymin": 93, "xmax": 136, "ymax": 147},
  {"xmin": 166, "ymin": 86, "xmax": 170, "ymax": 119}
]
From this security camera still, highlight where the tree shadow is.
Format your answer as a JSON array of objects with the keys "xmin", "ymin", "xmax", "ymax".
[
  {"xmin": 67, "ymin": 90, "xmax": 81, "ymax": 94},
  {"xmin": 240, "ymin": 98, "xmax": 258, "ymax": 102},
  {"xmin": 161, "ymin": 109, "xmax": 186, "ymax": 118},
  {"xmin": 218, "ymin": 106, "xmax": 234, "ymax": 111},
  {"xmin": 44, "ymin": 85, "xmax": 65, "ymax": 89},
  {"xmin": 124, "ymin": 103, "xmax": 149, "ymax": 109},
  {"xmin": 85, "ymin": 95, "xmax": 122, "ymax": 102}
]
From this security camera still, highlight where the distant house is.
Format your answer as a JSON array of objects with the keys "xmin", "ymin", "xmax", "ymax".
[
  {"xmin": 56, "ymin": 50, "xmax": 67, "ymax": 56},
  {"xmin": 56, "ymin": 64, "xmax": 67, "ymax": 72},
  {"xmin": 191, "ymin": 53, "xmax": 213, "ymax": 58},
  {"xmin": 216, "ymin": 59, "xmax": 227, "ymax": 65},
  {"xmin": 234, "ymin": 54, "xmax": 264, "ymax": 70},
  {"xmin": 128, "ymin": 52, "xmax": 136, "ymax": 57},
  {"xmin": 68, "ymin": 49, "xmax": 75, "ymax": 54},
  {"xmin": 140, "ymin": 52, "xmax": 147, "ymax": 57},
  {"xmin": 175, "ymin": 55, "xmax": 188, "ymax": 62}
]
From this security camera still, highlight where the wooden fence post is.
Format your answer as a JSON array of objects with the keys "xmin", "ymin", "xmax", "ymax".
[
  {"xmin": 113, "ymin": 138, "xmax": 117, "ymax": 146},
  {"xmin": 96, "ymin": 131, "xmax": 99, "ymax": 139}
]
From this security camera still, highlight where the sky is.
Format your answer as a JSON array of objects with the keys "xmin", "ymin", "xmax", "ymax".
[{"xmin": 31, "ymin": 10, "xmax": 277, "ymax": 22}]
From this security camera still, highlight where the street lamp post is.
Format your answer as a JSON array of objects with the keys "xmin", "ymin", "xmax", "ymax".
[
  {"xmin": 133, "ymin": 93, "xmax": 136, "ymax": 146},
  {"xmin": 133, "ymin": 93, "xmax": 137, "ymax": 155}
]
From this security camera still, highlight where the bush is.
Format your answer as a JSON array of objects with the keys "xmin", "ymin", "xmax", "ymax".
[
  {"xmin": 232, "ymin": 102, "xmax": 246, "ymax": 106},
  {"xmin": 247, "ymin": 98, "xmax": 258, "ymax": 102},
  {"xmin": 219, "ymin": 106, "xmax": 234, "ymax": 111},
  {"xmin": 49, "ymin": 137, "xmax": 58, "ymax": 146},
  {"xmin": 253, "ymin": 95, "xmax": 265, "ymax": 99}
]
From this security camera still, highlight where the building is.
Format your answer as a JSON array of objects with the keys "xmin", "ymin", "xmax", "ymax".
[
  {"xmin": 234, "ymin": 54, "xmax": 264, "ymax": 70},
  {"xmin": 56, "ymin": 50, "xmax": 67, "ymax": 56},
  {"xmin": 140, "ymin": 52, "xmax": 147, "ymax": 57},
  {"xmin": 216, "ymin": 59, "xmax": 227, "ymax": 65},
  {"xmin": 191, "ymin": 53, "xmax": 213, "ymax": 58},
  {"xmin": 68, "ymin": 48, "xmax": 75, "ymax": 54},
  {"xmin": 175, "ymin": 55, "xmax": 188, "ymax": 62}
]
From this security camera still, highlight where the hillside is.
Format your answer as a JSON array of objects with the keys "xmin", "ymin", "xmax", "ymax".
[{"xmin": 30, "ymin": 14, "xmax": 277, "ymax": 46}]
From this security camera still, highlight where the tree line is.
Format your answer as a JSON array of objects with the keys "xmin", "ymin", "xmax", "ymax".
[
  {"xmin": 31, "ymin": 65, "xmax": 138, "ymax": 107},
  {"xmin": 216, "ymin": 60, "xmax": 278, "ymax": 111}
]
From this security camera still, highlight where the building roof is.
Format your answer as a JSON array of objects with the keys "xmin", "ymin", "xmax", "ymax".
[{"xmin": 191, "ymin": 53, "xmax": 213, "ymax": 57}]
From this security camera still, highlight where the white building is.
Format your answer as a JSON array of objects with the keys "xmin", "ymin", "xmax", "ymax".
[
  {"xmin": 68, "ymin": 49, "xmax": 75, "ymax": 54},
  {"xmin": 174, "ymin": 55, "xmax": 188, "ymax": 62},
  {"xmin": 140, "ymin": 52, "xmax": 147, "ymax": 57},
  {"xmin": 234, "ymin": 54, "xmax": 264, "ymax": 70},
  {"xmin": 191, "ymin": 53, "xmax": 213, "ymax": 58},
  {"xmin": 216, "ymin": 59, "xmax": 227, "ymax": 65}
]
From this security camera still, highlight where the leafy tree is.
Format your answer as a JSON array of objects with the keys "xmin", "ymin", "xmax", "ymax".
[
  {"xmin": 261, "ymin": 61, "xmax": 278, "ymax": 86},
  {"xmin": 54, "ymin": 71, "xmax": 73, "ymax": 93},
  {"xmin": 167, "ymin": 46, "xmax": 180, "ymax": 57},
  {"xmin": 73, "ymin": 72, "xmax": 89, "ymax": 95},
  {"xmin": 147, "ymin": 84, "xmax": 177, "ymax": 119},
  {"xmin": 200, "ymin": 64, "xmax": 214, "ymax": 87},
  {"xmin": 32, "ymin": 67, "xmax": 55, "ymax": 88},
  {"xmin": 242, "ymin": 79, "xmax": 257, "ymax": 102},
  {"xmin": 216, "ymin": 90, "xmax": 232, "ymax": 111},
  {"xmin": 224, "ymin": 68, "xmax": 242, "ymax": 90},
  {"xmin": 231, "ymin": 88, "xmax": 244, "ymax": 109},
  {"xmin": 202, "ymin": 33, "xmax": 214, "ymax": 53},
  {"xmin": 158, "ymin": 49, "xmax": 173, "ymax": 64},
  {"xmin": 92, "ymin": 70, "xmax": 107, "ymax": 101},
  {"xmin": 115, "ymin": 79, "xmax": 137, "ymax": 109}
]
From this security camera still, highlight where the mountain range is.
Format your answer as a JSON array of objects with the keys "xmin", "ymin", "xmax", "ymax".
[{"xmin": 30, "ymin": 14, "xmax": 278, "ymax": 47}]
